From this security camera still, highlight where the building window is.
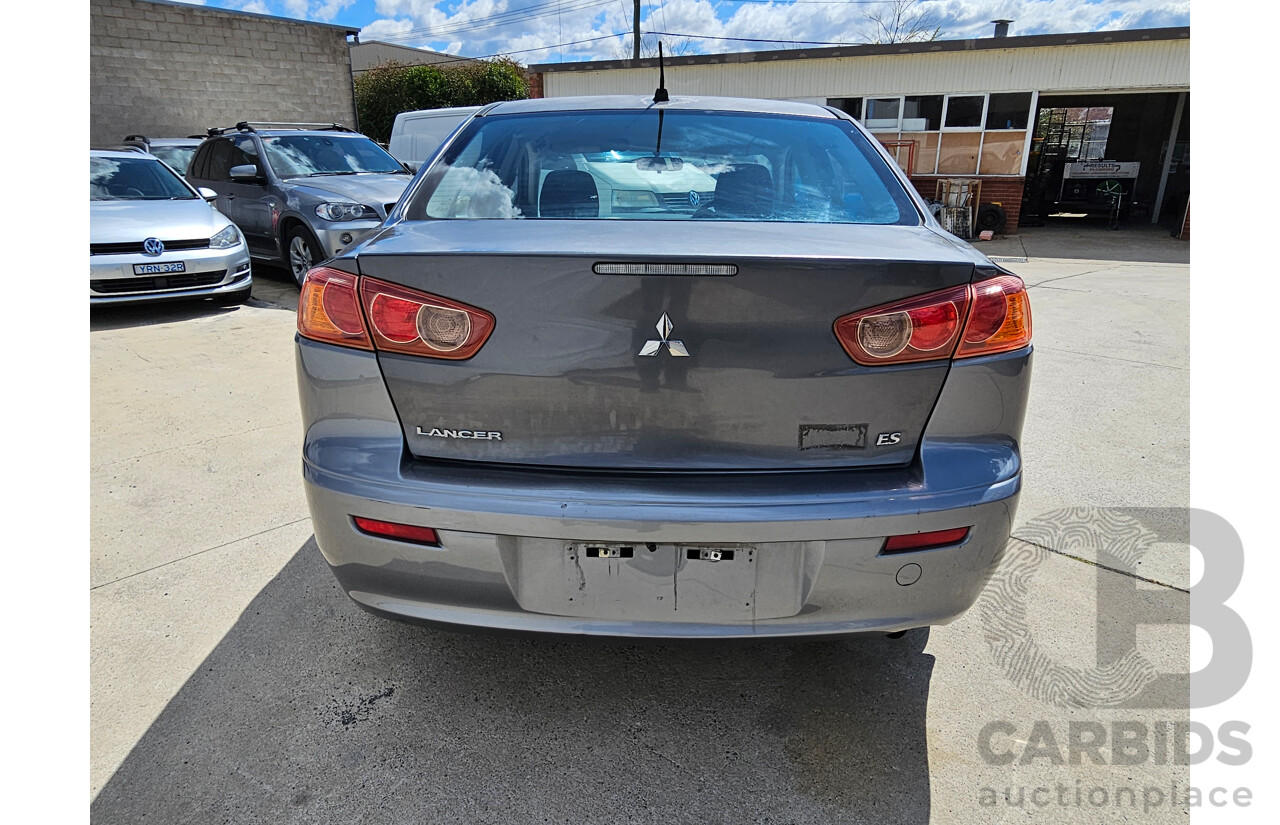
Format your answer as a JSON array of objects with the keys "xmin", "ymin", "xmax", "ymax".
[
  {"xmin": 864, "ymin": 97, "xmax": 902, "ymax": 130},
  {"xmin": 944, "ymin": 95, "xmax": 986, "ymax": 129},
  {"xmin": 903, "ymin": 95, "xmax": 943, "ymax": 131},
  {"xmin": 986, "ymin": 92, "xmax": 1033, "ymax": 130},
  {"xmin": 837, "ymin": 90, "xmax": 1036, "ymax": 176},
  {"xmin": 825, "ymin": 97, "xmax": 862, "ymax": 119}
]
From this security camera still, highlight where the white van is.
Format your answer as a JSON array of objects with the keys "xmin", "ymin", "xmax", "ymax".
[{"xmin": 387, "ymin": 106, "xmax": 481, "ymax": 171}]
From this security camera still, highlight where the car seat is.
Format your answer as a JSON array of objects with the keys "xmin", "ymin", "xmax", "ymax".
[{"xmin": 539, "ymin": 170, "xmax": 599, "ymax": 218}]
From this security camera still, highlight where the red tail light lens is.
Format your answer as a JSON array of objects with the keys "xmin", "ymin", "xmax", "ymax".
[
  {"xmin": 352, "ymin": 516, "xmax": 441, "ymax": 546},
  {"xmin": 834, "ymin": 285, "xmax": 969, "ymax": 365},
  {"xmin": 834, "ymin": 274, "xmax": 1031, "ymax": 365},
  {"xmin": 359, "ymin": 277, "xmax": 495, "ymax": 360},
  {"xmin": 954, "ymin": 275, "xmax": 1032, "ymax": 358},
  {"xmin": 298, "ymin": 267, "xmax": 373, "ymax": 350}
]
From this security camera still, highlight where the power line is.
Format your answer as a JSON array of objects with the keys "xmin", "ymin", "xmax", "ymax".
[
  {"xmin": 365, "ymin": 31, "xmax": 633, "ymax": 68},
  {"xmin": 369, "ymin": 0, "xmax": 613, "ymax": 43},
  {"xmin": 644, "ymin": 30, "xmax": 855, "ymax": 46}
]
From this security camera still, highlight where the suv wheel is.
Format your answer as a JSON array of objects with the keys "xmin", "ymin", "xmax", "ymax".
[{"xmin": 286, "ymin": 225, "xmax": 324, "ymax": 286}]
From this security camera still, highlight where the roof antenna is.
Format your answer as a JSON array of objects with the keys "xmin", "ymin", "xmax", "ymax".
[{"xmin": 653, "ymin": 42, "xmax": 669, "ymax": 104}]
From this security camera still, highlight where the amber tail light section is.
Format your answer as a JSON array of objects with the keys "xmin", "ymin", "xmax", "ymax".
[
  {"xmin": 954, "ymin": 275, "xmax": 1032, "ymax": 359},
  {"xmin": 297, "ymin": 267, "xmax": 373, "ymax": 350},
  {"xmin": 834, "ymin": 275, "xmax": 1031, "ymax": 365}
]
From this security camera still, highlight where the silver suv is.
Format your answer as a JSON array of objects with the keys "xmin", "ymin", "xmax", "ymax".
[{"xmin": 186, "ymin": 122, "xmax": 413, "ymax": 284}]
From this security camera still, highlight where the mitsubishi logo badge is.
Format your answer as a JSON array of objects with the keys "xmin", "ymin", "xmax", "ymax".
[{"xmin": 638, "ymin": 312, "xmax": 689, "ymax": 357}]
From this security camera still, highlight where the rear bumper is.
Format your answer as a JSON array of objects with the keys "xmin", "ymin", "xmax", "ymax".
[
  {"xmin": 298, "ymin": 337, "xmax": 1030, "ymax": 638},
  {"xmin": 307, "ymin": 469, "xmax": 1018, "ymax": 638}
]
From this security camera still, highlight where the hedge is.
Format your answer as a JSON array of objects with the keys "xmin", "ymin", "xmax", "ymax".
[{"xmin": 354, "ymin": 58, "xmax": 530, "ymax": 143}]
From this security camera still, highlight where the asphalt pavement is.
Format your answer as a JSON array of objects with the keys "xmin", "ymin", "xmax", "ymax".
[{"xmin": 90, "ymin": 229, "xmax": 1192, "ymax": 824}]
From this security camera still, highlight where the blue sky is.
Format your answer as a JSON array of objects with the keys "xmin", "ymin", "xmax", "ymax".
[{"xmin": 170, "ymin": 0, "xmax": 1191, "ymax": 63}]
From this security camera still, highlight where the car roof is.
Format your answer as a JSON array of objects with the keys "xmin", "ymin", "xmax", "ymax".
[
  {"xmin": 481, "ymin": 95, "xmax": 838, "ymax": 119},
  {"xmin": 91, "ymin": 149, "xmax": 162, "ymax": 160},
  {"xmin": 145, "ymin": 138, "xmax": 204, "ymax": 146},
  {"xmin": 244, "ymin": 129, "xmax": 371, "ymax": 138}
]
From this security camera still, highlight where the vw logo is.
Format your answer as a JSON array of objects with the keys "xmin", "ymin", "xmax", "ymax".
[
  {"xmin": 688, "ymin": 190, "xmax": 701, "ymax": 207},
  {"xmin": 142, "ymin": 238, "xmax": 165, "ymax": 257}
]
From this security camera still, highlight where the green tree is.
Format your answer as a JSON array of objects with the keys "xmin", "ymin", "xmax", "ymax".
[{"xmin": 354, "ymin": 58, "xmax": 530, "ymax": 143}]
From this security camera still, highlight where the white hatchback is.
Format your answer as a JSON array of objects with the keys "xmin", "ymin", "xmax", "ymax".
[{"xmin": 90, "ymin": 150, "xmax": 252, "ymax": 305}]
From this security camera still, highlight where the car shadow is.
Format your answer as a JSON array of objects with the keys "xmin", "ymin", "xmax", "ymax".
[
  {"xmin": 89, "ymin": 299, "xmax": 250, "ymax": 332},
  {"xmin": 92, "ymin": 540, "xmax": 935, "ymax": 824}
]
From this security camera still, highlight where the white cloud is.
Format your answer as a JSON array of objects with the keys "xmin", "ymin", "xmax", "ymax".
[
  {"xmin": 249, "ymin": 0, "xmax": 1187, "ymax": 62},
  {"xmin": 315, "ymin": 0, "xmax": 357, "ymax": 22}
]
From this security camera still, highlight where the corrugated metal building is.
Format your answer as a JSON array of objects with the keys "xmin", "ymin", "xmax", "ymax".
[
  {"xmin": 530, "ymin": 27, "xmax": 1190, "ymax": 235},
  {"xmin": 350, "ymin": 40, "xmax": 476, "ymax": 74}
]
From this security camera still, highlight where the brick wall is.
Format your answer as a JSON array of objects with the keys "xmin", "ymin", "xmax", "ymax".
[
  {"xmin": 527, "ymin": 72, "xmax": 544, "ymax": 99},
  {"xmin": 909, "ymin": 175, "xmax": 1025, "ymax": 235},
  {"xmin": 90, "ymin": 0, "xmax": 357, "ymax": 147}
]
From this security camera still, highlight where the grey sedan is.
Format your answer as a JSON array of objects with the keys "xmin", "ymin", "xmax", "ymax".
[
  {"xmin": 294, "ymin": 96, "xmax": 1033, "ymax": 638},
  {"xmin": 90, "ymin": 150, "xmax": 251, "ymax": 305}
]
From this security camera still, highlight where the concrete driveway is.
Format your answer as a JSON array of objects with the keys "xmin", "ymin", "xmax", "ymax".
[{"xmin": 90, "ymin": 238, "xmax": 1191, "ymax": 823}]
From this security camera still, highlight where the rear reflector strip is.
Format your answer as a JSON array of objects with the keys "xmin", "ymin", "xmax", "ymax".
[
  {"xmin": 882, "ymin": 527, "xmax": 971, "ymax": 554},
  {"xmin": 352, "ymin": 517, "xmax": 441, "ymax": 546},
  {"xmin": 593, "ymin": 262, "xmax": 737, "ymax": 276}
]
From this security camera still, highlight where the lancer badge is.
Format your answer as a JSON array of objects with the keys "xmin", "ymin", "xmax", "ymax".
[{"xmin": 638, "ymin": 312, "xmax": 689, "ymax": 357}]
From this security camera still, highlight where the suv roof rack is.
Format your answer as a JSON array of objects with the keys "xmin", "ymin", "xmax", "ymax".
[
  {"xmin": 122, "ymin": 134, "xmax": 149, "ymax": 143},
  {"xmin": 206, "ymin": 122, "xmax": 356, "ymax": 136}
]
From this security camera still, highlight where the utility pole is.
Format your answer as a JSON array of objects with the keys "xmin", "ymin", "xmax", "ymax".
[{"xmin": 633, "ymin": 0, "xmax": 641, "ymax": 61}]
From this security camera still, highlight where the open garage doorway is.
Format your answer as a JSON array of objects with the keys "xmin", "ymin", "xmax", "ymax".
[{"xmin": 1021, "ymin": 91, "xmax": 1188, "ymax": 234}]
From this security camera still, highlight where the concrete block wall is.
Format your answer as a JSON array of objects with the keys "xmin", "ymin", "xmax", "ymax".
[{"xmin": 91, "ymin": 0, "xmax": 357, "ymax": 147}]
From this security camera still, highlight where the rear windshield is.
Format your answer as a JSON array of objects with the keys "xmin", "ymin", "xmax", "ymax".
[
  {"xmin": 403, "ymin": 110, "xmax": 919, "ymax": 225},
  {"xmin": 151, "ymin": 145, "xmax": 198, "ymax": 175},
  {"xmin": 90, "ymin": 156, "xmax": 196, "ymax": 201}
]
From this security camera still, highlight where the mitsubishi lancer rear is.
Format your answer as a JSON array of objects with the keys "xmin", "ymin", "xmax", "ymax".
[{"xmin": 295, "ymin": 96, "xmax": 1032, "ymax": 637}]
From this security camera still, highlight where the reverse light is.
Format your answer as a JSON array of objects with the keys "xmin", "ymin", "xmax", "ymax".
[
  {"xmin": 834, "ymin": 274, "xmax": 1031, "ymax": 365},
  {"xmin": 297, "ymin": 267, "xmax": 373, "ymax": 350},
  {"xmin": 835, "ymin": 285, "xmax": 969, "ymax": 365},
  {"xmin": 360, "ymin": 277, "xmax": 495, "ymax": 360},
  {"xmin": 882, "ymin": 527, "xmax": 971, "ymax": 554},
  {"xmin": 353, "ymin": 516, "xmax": 441, "ymax": 546}
]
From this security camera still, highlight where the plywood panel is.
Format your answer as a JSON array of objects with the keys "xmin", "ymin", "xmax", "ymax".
[
  {"xmin": 901, "ymin": 132, "xmax": 940, "ymax": 175},
  {"xmin": 979, "ymin": 131, "xmax": 1027, "ymax": 175},
  {"xmin": 938, "ymin": 133, "xmax": 981, "ymax": 175}
]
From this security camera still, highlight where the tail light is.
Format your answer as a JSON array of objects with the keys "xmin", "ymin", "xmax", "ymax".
[
  {"xmin": 834, "ymin": 285, "xmax": 969, "ymax": 365},
  {"xmin": 954, "ymin": 275, "xmax": 1032, "ymax": 358},
  {"xmin": 297, "ymin": 269, "xmax": 494, "ymax": 360},
  {"xmin": 834, "ymin": 275, "xmax": 1031, "ymax": 365},
  {"xmin": 360, "ymin": 277, "xmax": 494, "ymax": 360},
  {"xmin": 298, "ymin": 267, "xmax": 372, "ymax": 350}
]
